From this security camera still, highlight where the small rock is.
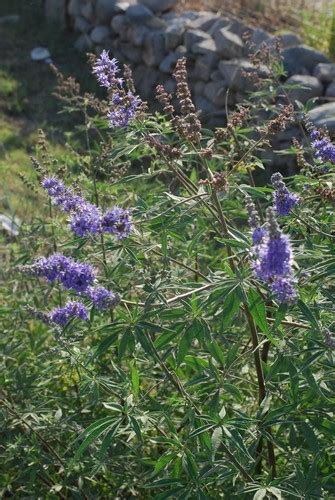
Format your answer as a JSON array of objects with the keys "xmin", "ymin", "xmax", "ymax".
[
  {"xmin": 215, "ymin": 28, "xmax": 244, "ymax": 59},
  {"xmin": 126, "ymin": 3, "xmax": 153, "ymax": 23},
  {"xmin": 277, "ymin": 31, "xmax": 302, "ymax": 48},
  {"xmin": 74, "ymin": 33, "xmax": 93, "ymax": 51},
  {"xmin": 0, "ymin": 14, "xmax": 20, "ymax": 24},
  {"xmin": 163, "ymin": 10, "xmax": 198, "ymax": 22},
  {"xmin": 184, "ymin": 29, "xmax": 212, "ymax": 51},
  {"xmin": 74, "ymin": 15, "xmax": 92, "ymax": 33},
  {"xmin": 281, "ymin": 45, "xmax": 330, "ymax": 76},
  {"xmin": 228, "ymin": 17, "xmax": 253, "ymax": 38},
  {"xmin": 308, "ymin": 102, "xmax": 335, "ymax": 135},
  {"xmin": 30, "ymin": 47, "xmax": 52, "ymax": 62},
  {"xmin": 314, "ymin": 63, "xmax": 335, "ymax": 83},
  {"xmin": 325, "ymin": 82, "xmax": 335, "ymax": 98},
  {"xmin": 285, "ymin": 74, "xmax": 323, "ymax": 104},
  {"xmin": 90, "ymin": 25, "xmax": 110, "ymax": 44},
  {"xmin": 143, "ymin": 31, "xmax": 166, "ymax": 66},
  {"xmin": 204, "ymin": 80, "xmax": 227, "ymax": 106},
  {"xmin": 0, "ymin": 214, "xmax": 20, "ymax": 237},
  {"xmin": 139, "ymin": 0, "xmax": 177, "ymax": 13}
]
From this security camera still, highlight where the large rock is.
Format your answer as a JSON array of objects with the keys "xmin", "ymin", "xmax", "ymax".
[
  {"xmin": 74, "ymin": 33, "xmax": 93, "ymax": 51},
  {"xmin": 314, "ymin": 63, "xmax": 335, "ymax": 83},
  {"xmin": 192, "ymin": 38, "xmax": 217, "ymax": 56},
  {"xmin": 45, "ymin": 0, "xmax": 66, "ymax": 25},
  {"xmin": 285, "ymin": 75, "xmax": 323, "ymax": 104},
  {"xmin": 111, "ymin": 14, "xmax": 129, "ymax": 35},
  {"xmin": 184, "ymin": 29, "xmax": 212, "ymax": 51},
  {"xmin": 159, "ymin": 47, "xmax": 187, "ymax": 73},
  {"xmin": 90, "ymin": 25, "xmax": 110, "ymax": 43},
  {"xmin": 139, "ymin": 0, "xmax": 177, "ymax": 13},
  {"xmin": 68, "ymin": 0, "xmax": 82, "ymax": 17},
  {"xmin": 219, "ymin": 59, "xmax": 269, "ymax": 92},
  {"xmin": 215, "ymin": 28, "xmax": 244, "ymax": 59},
  {"xmin": 96, "ymin": 0, "xmax": 118, "ymax": 23},
  {"xmin": 308, "ymin": 102, "xmax": 335, "ymax": 135},
  {"xmin": 281, "ymin": 45, "xmax": 330, "ymax": 76},
  {"xmin": 143, "ymin": 31, "xmax": 166, "ymax": 66},
  {"xmin": 278, "ymin": 32, "xmax": 302, "ymax": 48},
  {"xmin": 164, "ymin": 19, "xmax": 187, "ymax": 50},
  {"xmin": 194, "ymin": 52, "xmax": 219, "ymax": 81},
  {"xmin": 74, "ymin": 15, "xmax": 92, "ymax": 33},
  {"xmin": 119, "ymin": 42, "xmax": 143, "ymax": 63},
  {"xmin": 188, "ymin": 12, "xmax": 222, "ymax": 32},
  {"xmin": 126, "ymin": 3, "xmax": 154, "ymax": 22},
  {"xmin": 134, "ymin": 65, "xmax": 160, "ymax": 99},
  {"xmin": 127, "ymin": 24, "xmax": 149, "ymax": 46},
  {"xmin": 325, "ymin": 82, "xmax": 335, "ymax": 98},
  {"xmin": 204, "ymin": 81, "xmax": 227, "ymax": 106}
]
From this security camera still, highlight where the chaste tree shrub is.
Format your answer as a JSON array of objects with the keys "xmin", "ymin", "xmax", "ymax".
[{"xmin": 1, "ymin": 49, "xmax": 335, "ymax": 499}]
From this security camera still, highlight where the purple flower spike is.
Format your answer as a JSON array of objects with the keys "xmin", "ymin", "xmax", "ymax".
[
  {"xmin": 69, "ymin": 203, "xmax": 102, "ymax": 237},
  {"xmin": 92, "ymin": 50, "xmax": 123, "ymax": 89},
  {"xmin": 86, "ymin": 286, "xmax": 120, "ymax": 311},
  {"xmin": 34, "ymin": 253, "xmax": 96, "ymax": 293},
  {"xmin": 253, "ymin": 208, "xmax": 297, "ymax": 304},
  {"xmin": 271, "ymin": 172, "xmax": 299, "ymax": 216},
  {"xmin": 310, "ymin": 128, "xmax": 335, "ymax": 163},
  {"xmin": 245, "ymin": 195, "xmax": 266, "ymax": 244},
  {"xmin": 107, "ymin": 92, "xmax": 140, "ymax": 128},
  {"xmin": 270, "ymin": 278, "xmax": 297, "ymax": 304},
  {"xmin": 101, "ymin": 206, "xmax": 133, "ymax": 240},
  {"xmin": 50, "ymin": 300, "xmax": 89, "ymax": 326}
]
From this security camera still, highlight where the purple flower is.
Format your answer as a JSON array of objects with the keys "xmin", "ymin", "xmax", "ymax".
[
  {"xmin": 86, "ymin": 286, "xmax": 120, "ymax": 310},
  {"xmin": 41, "ymin": 176, "xmax": 66, "ymax": 197},
  {"xmin": 101, "ymin": 206, "xmax": 133, "ymax": 240},
  {"xmin": 252, "ymin": 227, "xmax": 267, "ymax": 244},
  {"xmin": 92, "ymin": 50, "xmax": 123, "ymax": 89},
  {"xmin": 107, "ymin": 92, "xmax": 140, "ymax": 128},
  {"xmin": 42, "ymin": 176, "xmax": 89, "ymax": 214},
  {"xmin": 271, "ymin": 172, "xmax": 299, "ymax": 216},
  {"xmin": 50, "ymin": 300, "xmax": 89, "ymax": 326},
  {"xmin": 253, "ymin": 208, "xmax": 297, "ymax": 304},
  {"xmin": 34, "ymin": 253, "xmax": 96, "ymax": 293},
  {"xmin": 69, "ymin": 203, "xmax": 102, "ymax": 237},
  {"xmin": 310, "ymin": 128, "xmax": 335, "ymax": 163},
  {"xmin": 245, "ymin": 195, "xmax": 266, "ymax": 244},
  {"xmin": 270, "ymin": 278, "xmax": 297, "ymax": 304}
]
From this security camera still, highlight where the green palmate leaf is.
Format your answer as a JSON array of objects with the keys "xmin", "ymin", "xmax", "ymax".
[
  {"xmin": 220, "ymin": 288, "xmax": 241, "ymax": 329},
  {"xmin": 72, "ymin": 417, "xmax": 116, "ymax": 462},
  {"xmin": 131, "ymin": 364, "xmax": 140, "ymax": 398},
  {"xmin": 177, "ymin": 320, "xmax": 202, "ymax": 365},
  {"xmin": 297, "ymin": 300, "xmax": 319, "ymax": 331},
  {"xmin": 97, "ymin": 420, "xmax": 122, "ymax": 459},
  {"xmin": 247, "ymin": 288, "xmax": 272, "ymax": 338}
]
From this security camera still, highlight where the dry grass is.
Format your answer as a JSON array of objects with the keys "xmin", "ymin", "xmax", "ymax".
[{"xmin": 176, "ymin": 0, "xmax": 334, "ymax": 38}]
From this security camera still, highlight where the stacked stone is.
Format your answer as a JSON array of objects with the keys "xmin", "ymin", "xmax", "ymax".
[{"xmin": 45, "ymin": 0, "xmax": 335, "ymax": 141}]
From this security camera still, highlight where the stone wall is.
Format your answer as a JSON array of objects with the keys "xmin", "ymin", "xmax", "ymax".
[{"xmin": 45, "ymin": 0, "xmax": 335, "ymax": 167}]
